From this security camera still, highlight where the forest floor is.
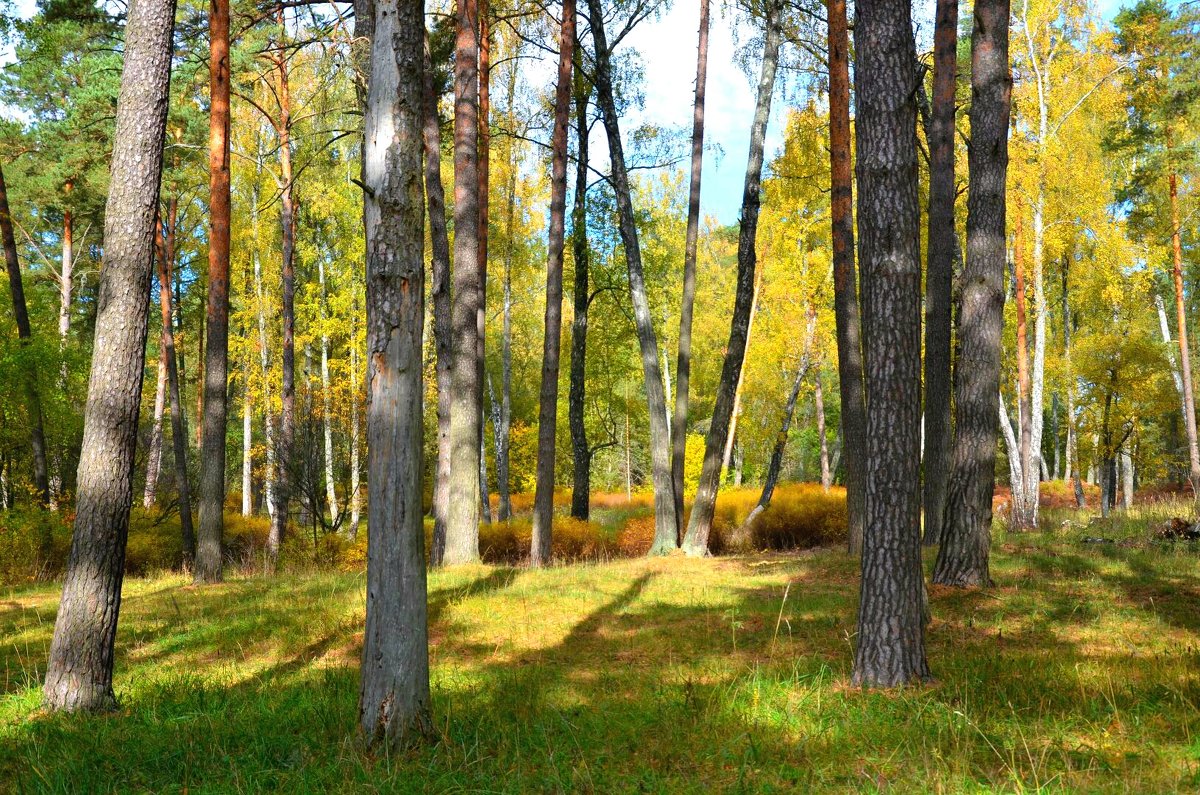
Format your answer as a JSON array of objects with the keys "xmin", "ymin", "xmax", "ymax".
[{"xmin": 3, "ymin": 506, "xmax": 1200, "ymax": 792}]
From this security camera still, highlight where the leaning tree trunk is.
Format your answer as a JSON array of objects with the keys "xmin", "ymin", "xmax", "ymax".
[
  {"xmin": 358, "ymin": 0, "xmax": 432, "ymax": 748},
  {"xmin": 43, "ymin": 0, "xmax": 176, "ymax": 711},
  {"xmin": 681, "ymin": 0, "xmax": 781, "ymax": 557},
  {"xmin": 0, "ymin": 162, "xmax": 51, "ymax": 507},
  {"xmin": 826, "ymin": 0, "xmax": 867, "ymax": 555},
  {"xmin": 445, "ymin": 0, "xmax": 484, "ymax": 565},
  {"xmin": 588, "ymin": 0, "xmax": 679, "ymax": 553},
  {"xmin": 423, "ymin": 30, "xmax": 453, "ymax": 564},
  {"xmin": 530, "ymin": 0, "xmax": 575, "ymax": 567},
  {"xmin": 195, "ymin": 0, "xmax": 231, "ymax": 584},
  {"xmin": 921, "ymin": 0, "xmax": 958, "ymax": 547},
  {"xmin": 671, "ymin": 0, "xmax": 711, "ymax": 538},
  {"xmin": 850, "ymin": 0, "xmax": 931, "ymax": 688},
  {"xmin": 568, "ymin": 55, "xmax": 592, "ymax": 521},
  {"xmin": 933, "ymin": 0, "xmax": 1011, "ymax": 590},
  {"xmin": 156, "ymin": 211, "xmax": 195, "ymax": 565}
]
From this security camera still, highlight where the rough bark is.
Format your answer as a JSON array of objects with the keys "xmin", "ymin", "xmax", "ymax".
[
  {"xmin": 681, "ymin": 0, "xmax": 781, "ymax": 557},
  {"xmin": 921, "ymin": 0, "xmax": 958, "ymax": 547},
  {"xmin": 827, "ymin": 0, "xmax": 867, "ymax": 555},
  {"xmin": 445, "ymin": 0, "xmax": 483, "ymax": 565},
  {"xmin": 43, "ymin": 0, "xmax": 176, "ymax": 711},
  {"xmin": 568, "ymin": 54, "xmax": 591, "ymax": 521},
  {"xmin": 850, "ymin": 0, "xmax": 931, "ymax": 687},
  {"xmin": 530, "ymin": 0, "xmax": 575, "ymax": 566},
  {"xmin": 195, "ymin": 0, "xmax": 231, "ymax": 584},
  {"xmin": 0, "ymin": 162, "xmax": 51, "ymax": 506},
  {"xmin": 358, "ymin": 0, "xmax": 432, "ymax": 748},
  {"xmin": 933, "ymin": 0, "xmax": 1011, "ymax": 590},
  {"xmin": 588, "ymin": 0, "xmax": 679, "ymax": 553},
  {"xmin": 671, "ymin": 0, "xmax": 711, "ymax": 538}
]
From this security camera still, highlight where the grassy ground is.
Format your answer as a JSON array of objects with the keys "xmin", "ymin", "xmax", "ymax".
[{"xmin": 3, "ymin": 513, "xmax": 1200, "ymax": 792}]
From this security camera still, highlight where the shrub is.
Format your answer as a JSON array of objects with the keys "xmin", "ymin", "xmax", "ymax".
[
  {"xmin": 474, "ymin": 517, "xmax": 617, "ymax": 564},
  {"xmin": 0, "ymin": 506, "xmax": 71, "ymax": 583}
]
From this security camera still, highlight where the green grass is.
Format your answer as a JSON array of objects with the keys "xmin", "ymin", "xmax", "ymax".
[{"xmin": 3, "ymin": 515, "xmax": 1200, "ymax": 792}]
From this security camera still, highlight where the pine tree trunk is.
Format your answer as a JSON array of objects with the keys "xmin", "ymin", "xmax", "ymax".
[
  {"xmin": 195, "ymin": 0, "xmax": 231, "ymax": 584},
  {"xmin": 671, "ymin": 0, "xmax": 711, "ymax": 538},
  {"xmin": 43, "ymin": 0, "xmax": 176, "ymax": 710},
  {"xmin": 1168, "ymin": 168, "xmax": 1200, "ymax": 498},
  {"xmin": 681, "ymin": 0, "xmax": 781, "ymax": 557},
  {"xmin": 826, "ymin": 0, "xmax": 867, "ymax": 555},
  {"xmin": 531, "ymin": 0, "xmax": 575, "ymax": 566},
  {"xmin": 568, "ymin": 56, "xmax": 591, "ymax": 521},
  {"xmin": 850, "ymin": 0, "xmax": 932, "ymax": 687},
  {"xmin": 0, "ymin": 162, "xmax": 51, "ymax": 507},
  {"xmin": 933, "ymin": 0, "xmax": 1011, "ymax": 591},
  {"xmin": 921, "ymin": 0, "xmax": 958, "ymax": 547},
  {"xmin": 358, "ymin": 0, "xmax": 432, "ymax": 747},
  {"xmin": 588, "ymin": 0, "xmax": 679, "ymax": 553},
  {"xmin": 143, "ymin": 339, "xmax": 168, "ymax": 507},
  {"xmin": 160, "ymin": 203, "xmax": 195, "ymax": 564},
  {"xmin": 445, "ymin": 0, "xmax": 483, "ymax": 565}
]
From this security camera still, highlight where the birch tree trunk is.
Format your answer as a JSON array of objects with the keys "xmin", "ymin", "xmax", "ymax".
[
  {"xmin": 934, "ymin": 0, "xmax": 1011, "ymax": 590},
  {"xmin": 58, "ymin": 204, "xmax": 73, "ymax": 341},
  {"xmin": 495, "ymin": 39, "xmax": 519, "ymax": 523},
  {"xmin": 252, "ymin": 182, "xmax": 277, "ymax": 519},
  {"xmin": 358, "ymin": 0, "xmax": 432, "ymax": 747},
  {"xmin": 530, "ymin": 0, "xmax": 575, "ymax": 566},
  {"xmin": 318, "ymin": 257, "xmax": 339, "ymax": 520},
  {"xmin": 43, "ymin": 0, "xmax": 176, "ymax": 710},
  {"xmin": 1012, "ymin": 212, "xmax": 1035, "ymax": 529},
  {"xmin": 242, "ymin": 367, "xmax": 252, "ymax": 516},
  {"xmin": 588, "ymin": 0, "xmax": 679, "ymax": 553},
  {"xmin": 815, "ymin": 366, "xmax": 831, "ymax": 491},
  {"xmin": 681, "ymin": 0, "xmax": 781, "ymax": 557},
  {"xmin": 348, "ymin": 302, "xmax": 362, "ymax": 539},
  {"xmin": 143, "ymin": 351, "xmax": 167, "ymax": 507}
]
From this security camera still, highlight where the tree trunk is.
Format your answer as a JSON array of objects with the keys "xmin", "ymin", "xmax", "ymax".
[
  {"xmin": 588, "ymin": 0, "xmax": 679, "ymax": 553},
  {"xmin": 671, "ymin": 0, "xmax": 711, "ymax": 539},
  {"xmin": 826, "ymin": 0, "xmax": 867, "ymax": 555},
  {"xmin": 0, "ymin": 162, "xmax": 51, "ymax": 507},
  {"xmin": 318, "ymin": 257, "xmax": 339, "ymax": 520},
  {"xmin": 242, "ymin": 360, "xmax": 252, "ymax": 516},
  {"xmin": 815, "ymin": 366, "xmax": 831, "ymax": 491},
  {"xmin": 58, "ymin": 205, "xmax": 73, "ymax": 341},
  {"xmin": 681, "ymin": 0, "xmax": 781, "ymax": 557},
  {"xmin": 157, "ymin": 208, "xmax": 195, "ymax": 564},
  {"xmin": 423, "ymin": 31, "xmax": 453, "ymax": 564},
  {"xmin": 478, "ymin": 407, "xmax": 493, "ymax": 524},
  {"xmin": 358, "ymin": 0, "xmax": 432, "ymax": 748},
  {"xmin": 445, "ymin": 0, "xmax": 483, "ymax": 565},
  {"xmin": 1013, "ymin": 211, "xmax": 1035, "ymax": 529},
  {"xmin": 1121, "ymin": 445, "xmax": 1134, "ymax": 510},
  {"xmin": 719, "ymin": 270, "xmax": 761, "ymax": 479},
  {"xmin": 933, "ymin": 0, "xmax": 1011, "ymax": 591},
  {"xmin": 495, "ymin": 41, "xmax": 519, "ymax": 523},
  {"xmin": 195, "ymin": 0, "xmax": 231, "ymax": 584},
  {"xmin": 349, "ymin": 300, "xmax": 362, "ymax": 539},
  {"xmin": 568, "ymin": 54, "xmax": 591, "ymax": 521},
  {"xmin": 144, "ymin": 337, "xmax": 168, "ymax": 507},
  {"xmin": 1168, "ymin": 168, "xmax": 1200, "ymax": 498},
  {"xmin": 850, "ymin": 0, "xmax": 931, "ymax": 687},
  {"xmin": 251, "ymin": 178, "xmax": 277, "ymax": 520},
  {"xmin": 921, "ymin": 0, "xmax": 958, "ymax": 547},
  {"xmin": 530, "ymin": 0, "xmax": 575, "ymax": 566},
  {"xmin": 43, "ymin": 0, "xmax": 176, "ymax": 711}
]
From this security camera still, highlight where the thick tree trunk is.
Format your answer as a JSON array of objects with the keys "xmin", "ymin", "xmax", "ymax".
[
  {"xmin": 445, "ymin": 0, "xmax": 483, "ymax": 565},
  {"xmin": 0, "ymin": 162, "xmax": 51, "ymax": 507},
  {"xmin": 588, "ymin": 0, "xmax": 679, "ymax": 553},
  {"xmin": 318, "ymin": 257, "xmax": 339, "ymax": 520},
  {"xmin": 681, "ymin": 0, "xmax": 781, "ymax": 557},
  {"xmin": 1168, "ymin": 169, "xmax": 1200, "ymax": 498},
  {"xmin": 933, "ymin": 0, "xmax": 1011, "ymax": 590},
  {"xmin": 530, "ymin": 0, "xmax": 575, "ymax": 566},
  {"xmin": 826, "ymin": 0, "xmax": 867, "ymax": 555},
  {"xmin": 358, "ymin": 0, "xmax": 432, "ymax": 748},
  {"xmin": 157, "ymin": 211, "xmax": 194, "ymax": 564},
  {"xmin": 671, "ymin": 0, "xmax": 711, "ymax": 538},
  {"xmin": 144, "ymin": 338, "xmax": 168, "ymax": 507},
  {"xmin": 43, "ymin": 0, "xmax": 176, "ymax": 711},
  {"xmin": 195, "ymin": 0, "xmax": 231, "ymax": 584},
  {"xmin": 423, "ymin": 31, "xmax": 453, "ymax": 563},
  {"xmin": 850, "ymin": 0, "xmax": 931, "ymax": 687},
  {"xmin": 568, "ymin": 56, "xmax": 591, "ymax": 521},
  {"xmin": 921, "ymin": 0, "xmax": 958, "ymax": 547}
]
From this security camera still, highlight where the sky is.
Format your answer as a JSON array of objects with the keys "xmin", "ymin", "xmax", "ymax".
[{"xmin": 2, "ymin": 0, "xmax": 1140, "ymax": 223}]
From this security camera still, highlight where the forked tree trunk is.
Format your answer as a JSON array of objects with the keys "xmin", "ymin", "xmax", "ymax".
[
  {"xmin": 195, "ymin": 0, "xmax": 231, "ymax": 584},
  {"xmin": 681, "ymin": 0, "xmax": 781, "ymax": 557},
  {"xmin": 43, "ymin": 0, "xmax": 176, "ymax": 711},
  {"xmin": 358, "ymin": 0, "xmax": 432, "ymax": 748},
  {"xmin": 568, "ymin": 54, "xmax": 591, "ymax": 521},
  {"xmin": 530, "ymin": 0, "xmax": 575, "ymax": 566},
  {"xmin": 446, "ymin": 0, "xmax": 484, "ymax": 565},
  {"xmin": 0, "ymin": 162, "xmax": 51, "ymax": 507},
  {"xmin": 144, "ymin": 351, "xmax": 167, "ymax": 507},
  {"xmin": 933, "ymin": 0, "xmax": 1011, "ymax": 590},
  {"xmin": 588, "ymin": 0, "xmax": 679, "ymax": 553},
  {"xmin": 826, "ymin": 0, "xmax": 867, "ymax": 555},
  {"xmin": 671, "ymin": 0, "xmax": 711, "ymax": 538},
  {"xmin": 921, "ymin": 0, "xmax": 958, "ymax": 547},
  {"xmin": 423, "ymin": 30, "xmax": 453, "ymax": 564},
  {"xmin": 850, "ymin": 0, "xmax": 931, "ymax": 687}
]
